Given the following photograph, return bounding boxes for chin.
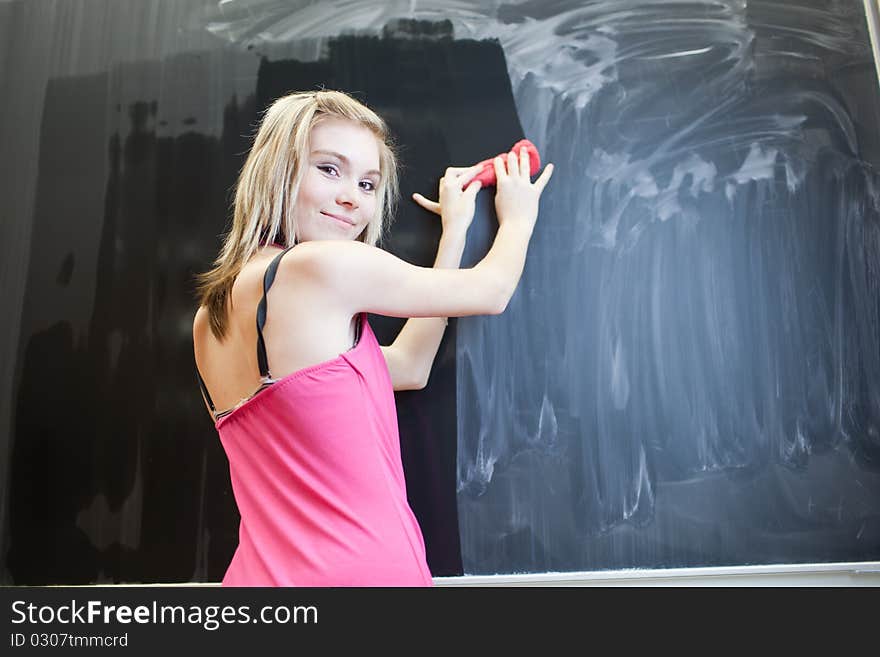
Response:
[298,233,354,243]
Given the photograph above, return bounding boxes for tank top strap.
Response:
[256,246,296,379]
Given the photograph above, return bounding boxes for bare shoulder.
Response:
[273,240,470,319]
[276,240,375,279]
[192,304,223,358]
[192,305,210,339]
[192,305,214,372]
[272,240,382,306]
[278,239,405,291]
[227,251,287,327]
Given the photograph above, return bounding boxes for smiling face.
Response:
[294,116,382,243]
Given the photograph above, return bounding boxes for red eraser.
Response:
[467,139,541,189]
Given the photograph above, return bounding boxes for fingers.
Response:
[411,192,441,215]
[463,179,482,198]
[458,163,484,187]
[445,165,478,176]
[443,164,483,193]
[534,163,554,192]
[500,146,532,180]
[445,164,484,184]
[507,149,519,177]
[493,155,507,182]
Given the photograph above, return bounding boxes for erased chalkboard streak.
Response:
[455,0,880,573]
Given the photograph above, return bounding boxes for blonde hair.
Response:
[196,89,399,339]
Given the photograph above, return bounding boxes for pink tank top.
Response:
[200,248,433,587]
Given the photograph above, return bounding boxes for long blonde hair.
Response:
[196,89,399,339]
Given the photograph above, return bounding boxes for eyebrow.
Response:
[312,150,381,178]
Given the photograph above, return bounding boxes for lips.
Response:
[321,211,356,226]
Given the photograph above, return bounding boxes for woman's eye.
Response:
[360,180,376,192]
[318,165,338,176]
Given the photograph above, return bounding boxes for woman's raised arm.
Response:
[287,148,554,320]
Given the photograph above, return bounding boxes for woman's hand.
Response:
[494,147,554,234]
[412,164,483,236]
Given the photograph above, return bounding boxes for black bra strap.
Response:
[196,369,215,412]
[256,246,296,378]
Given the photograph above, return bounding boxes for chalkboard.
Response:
[1,0,878,584]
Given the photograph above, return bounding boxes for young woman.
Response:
[193,89,553,586]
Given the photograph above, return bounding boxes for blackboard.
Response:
[1,0,878,584]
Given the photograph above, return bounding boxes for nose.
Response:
[335,180,359,209]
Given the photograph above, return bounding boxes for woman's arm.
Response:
[379,228,467,390]
[380,164,478,390]
[281,150,553,386]
[297,150,552,316]
[382,151,554,389]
